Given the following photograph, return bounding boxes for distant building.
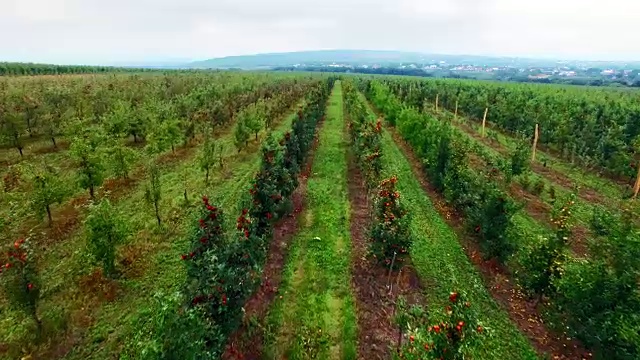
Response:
[559,71,576,77]
[528,74,551,79]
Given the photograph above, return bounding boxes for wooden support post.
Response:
[454,100,458,121]
[481,107,488,137]
[435,94,439,113]
[633,161,640,199]
[531,123,539,162]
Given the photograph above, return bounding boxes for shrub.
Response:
[249,137,289,235]
[518,174,532,191]
[589,205,616,236]
[199,136,217,183]
[467,185,518,262]
[370,176,411,269]
[86,199,128,277]
[547,185,556,201]
[515,193,575,299]
[554,208,640,359]
[106,139,137,179]
[3,166,21,192]
[510,135,531,177]
[0,239,42,334]
[531,179,546,196]
[30,167,66,226]
[233,110,251,152]
[395,292,483,360]
[70,131,105,199]
[344,81,383,187]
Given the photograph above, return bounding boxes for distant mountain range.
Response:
[184,50,640,70]
[187,50,430,69]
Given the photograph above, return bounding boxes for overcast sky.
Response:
[1,0,638,64]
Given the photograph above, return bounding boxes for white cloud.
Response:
[0,0,638,64]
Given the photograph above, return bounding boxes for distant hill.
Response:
[187,50,617,70]
[187,50,425,69]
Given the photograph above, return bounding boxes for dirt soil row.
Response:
[346,147,424,360]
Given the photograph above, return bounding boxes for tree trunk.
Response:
[133,133,138,143]
[171,144,175,154]
[155,202,161,226]
[34,315,43,340]
[89,185,95,199]
[17,146,23,157]
[255,132,258,141]
[184,189,188,202]
[46,205,52,227]
[51,136,57,149]
[205,168,209,183]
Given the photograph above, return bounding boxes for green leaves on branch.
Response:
[86,199,128,277]
[70,128,106,199]
[30,166,66,226]
[0,239,42,334]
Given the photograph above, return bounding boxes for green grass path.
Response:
[264,81,357,360]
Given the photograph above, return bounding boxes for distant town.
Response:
[282,60,640,87]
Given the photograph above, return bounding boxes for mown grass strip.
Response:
[264,81,357,360]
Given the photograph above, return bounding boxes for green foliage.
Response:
[344,80,383,186]
[589,205,617,236]
[144,162,163,226]
[0,95,27,156]
[42,86,73,148]
[105,137,137,179]
[102,99,132,137]
[395,292,484,360]
[466,186,518,262]
[381,76,640,179]
[145,102,183,154]
[70,129,106,198]
[510,134,531,177]
[370,176,411,268]
[555,208,640,359]
[30,166,66,226]
[121,292,215,360]
[372,83,517,263]
[245,102,265,139]
[531,178,546,196]
[233,115,250,152]
[198,136,217,183]
[86,199,128,277]
[0,239,41,332]
[515,193,575,298]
